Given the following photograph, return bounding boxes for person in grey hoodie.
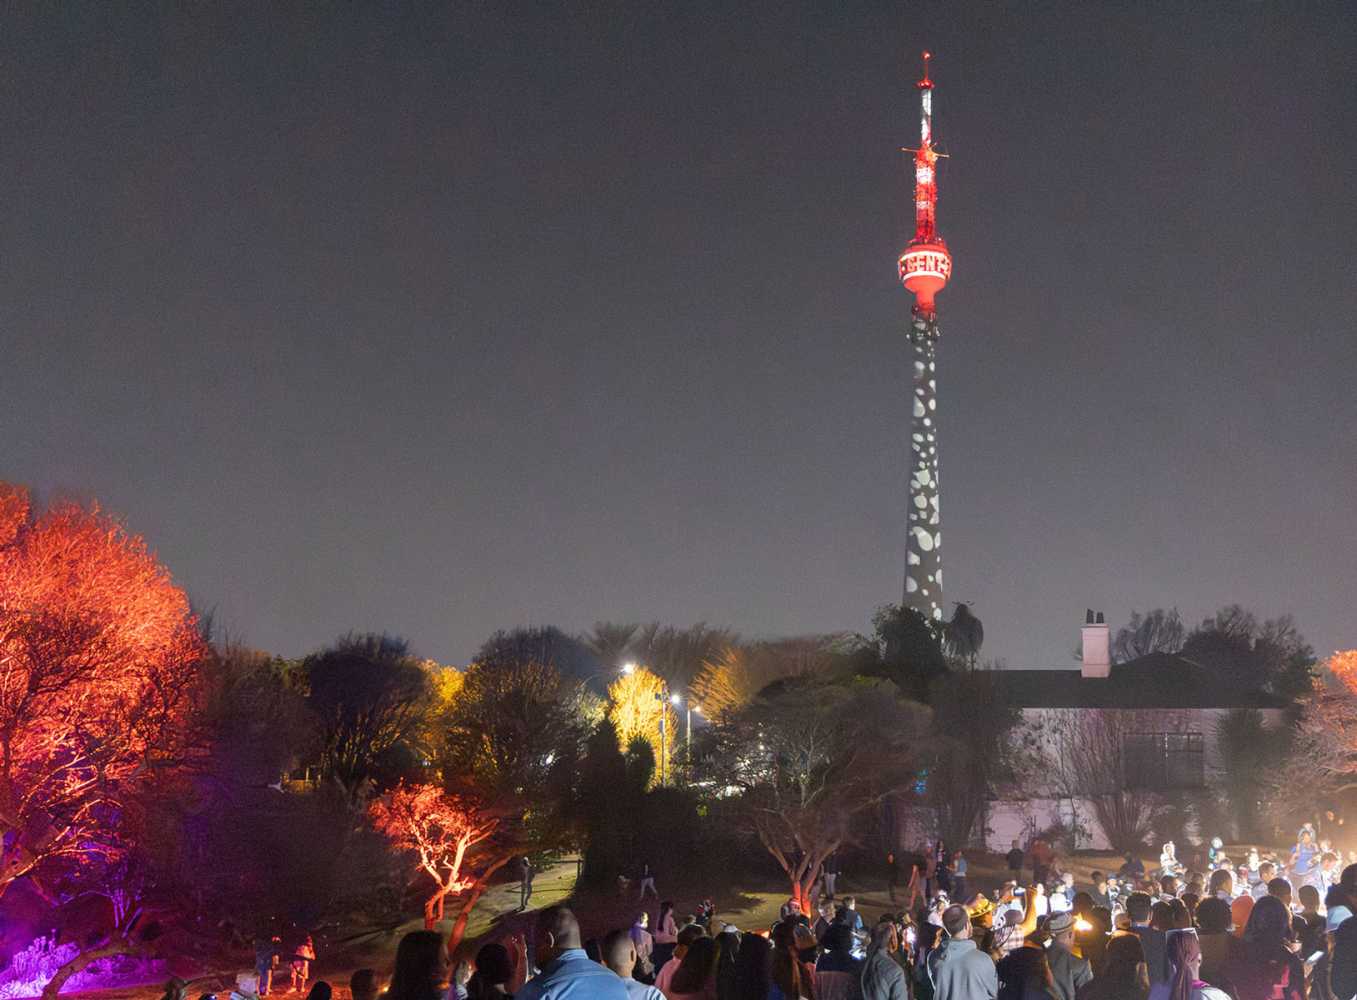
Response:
[861,922,908,1000]
[931,905,998,1000]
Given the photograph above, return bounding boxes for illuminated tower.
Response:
[898,51,952,621]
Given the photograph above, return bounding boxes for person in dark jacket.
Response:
[818,924,864,974]
[862,922,908,1000]
[1330,909,1357,1000]
[1043,914,1092,1000]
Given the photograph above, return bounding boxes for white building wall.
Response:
[984,706,1287,853]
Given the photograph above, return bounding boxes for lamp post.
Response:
[650,682,702,786]
[668,693,701,780]
[655,690,667,785]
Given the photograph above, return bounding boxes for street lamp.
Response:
[581,662,635,692]
[668,693,702,780]
[687,703,701,748]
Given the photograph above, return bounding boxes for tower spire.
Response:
[898,51,953,622]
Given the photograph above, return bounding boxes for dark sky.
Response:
[4,3,1355,669]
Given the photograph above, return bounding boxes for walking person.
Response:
[952,852,969,905]
[924,843,939,900]
[638,861,658,901]
[887,853,900,903]
[518,856,535,911]
[1006,842,1025,883]
[825,852,840,899]
[290,935,317,995]
[935,841,952,896]
[254,936,281,998]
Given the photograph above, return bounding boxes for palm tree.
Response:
[582,621,639,668]
[944,603,985,667]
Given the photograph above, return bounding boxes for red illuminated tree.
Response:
[0,483,203,901]
[370,782,498,934]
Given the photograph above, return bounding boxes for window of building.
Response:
[1123,732,1204,790]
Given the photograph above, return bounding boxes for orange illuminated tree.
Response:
[1331,650,1357,695]
[1271,650,1357,825]
[370,782,498,933]
[0,483,203,901]
[607,666,676,784]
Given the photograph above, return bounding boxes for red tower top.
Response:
[899,51,952,316]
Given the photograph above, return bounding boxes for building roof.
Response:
[992,652,1291,710]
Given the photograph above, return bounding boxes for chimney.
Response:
[1081,610,1110,678]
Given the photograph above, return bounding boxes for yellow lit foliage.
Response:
[423,659,466,708]
[1330,649,1357,696]
[607,665,677,782]
[419,659,464,759]
[691,638,836,722]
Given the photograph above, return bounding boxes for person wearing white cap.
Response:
[1045,912,1092,1000]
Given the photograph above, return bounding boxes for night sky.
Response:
[4,4,1354,669]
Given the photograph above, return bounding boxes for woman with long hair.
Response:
[1226,897,1304,1000]
[1078,933,1148,1000]
[668,935,719,1000]
[387,932,450,1000]
[713,929,741,1000]
[655,902,681,971]
[769,920,816,1000]
[464,942,515,999]
[730,932,771,1000]
[1154,929,1230,1000]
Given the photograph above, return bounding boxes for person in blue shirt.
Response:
[1292,827,1318,879]
[516,908,629,1000]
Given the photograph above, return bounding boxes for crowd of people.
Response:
[204,826,1357,1000]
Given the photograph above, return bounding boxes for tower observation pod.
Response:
[899,51,951,622]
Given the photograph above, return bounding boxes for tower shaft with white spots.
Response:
[897,51,952,621]
[906,313,941,618]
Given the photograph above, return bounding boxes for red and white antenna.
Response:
[899,50,952,316]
